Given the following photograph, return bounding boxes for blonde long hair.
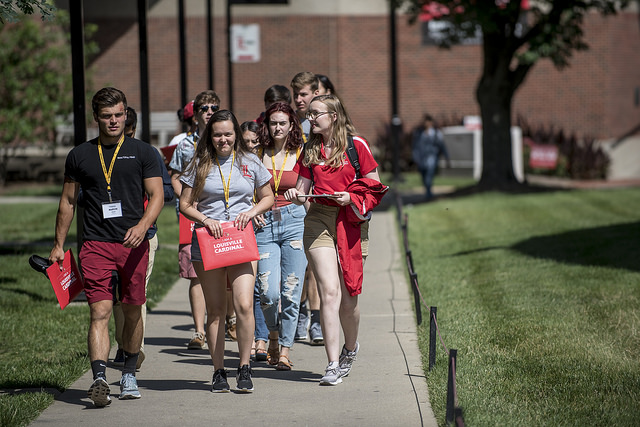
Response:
[303,94,358,168]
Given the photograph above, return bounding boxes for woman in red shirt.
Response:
[284,94,381,385]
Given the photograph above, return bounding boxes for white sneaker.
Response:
[320,362,342,385]
[338,342,359,377]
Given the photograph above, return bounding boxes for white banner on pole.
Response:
[231,24,260,63]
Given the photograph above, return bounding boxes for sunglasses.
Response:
[200,104,219,113]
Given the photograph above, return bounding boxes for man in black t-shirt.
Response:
[49,87,163,407]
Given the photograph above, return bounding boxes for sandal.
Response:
[276,355,293,371]
[255,340,268,362]
[267,339,279,366]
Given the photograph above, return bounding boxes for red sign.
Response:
[529,144,558,169]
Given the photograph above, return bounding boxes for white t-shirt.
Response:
[169,132,187,147]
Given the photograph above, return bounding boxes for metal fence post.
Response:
[446,349,457,425]
[429,306,437,370]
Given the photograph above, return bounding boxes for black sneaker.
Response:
[236,364,254,393]
[112,348,125,367]
[211,369,230,393]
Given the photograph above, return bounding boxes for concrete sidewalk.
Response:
[31,211,437,426]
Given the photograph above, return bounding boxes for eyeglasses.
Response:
[305,111,331,120]
[199,104,219,113]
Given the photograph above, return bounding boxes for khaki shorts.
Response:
[303,203,369,256]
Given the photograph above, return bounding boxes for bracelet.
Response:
[202,217,209,225]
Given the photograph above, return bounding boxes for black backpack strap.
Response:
[346,136,361,179]
[302,142,313,184]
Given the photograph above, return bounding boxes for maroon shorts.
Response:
[178,243,197,279]
[79,240,149,305]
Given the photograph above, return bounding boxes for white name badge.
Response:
[102,201,123,219]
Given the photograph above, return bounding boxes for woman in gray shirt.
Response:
[180,110,274,393]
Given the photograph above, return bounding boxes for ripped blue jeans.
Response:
[255,203,308,348]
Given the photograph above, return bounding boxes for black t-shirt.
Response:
[65,136,162,243]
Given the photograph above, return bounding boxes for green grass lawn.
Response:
[0,203,179,427]
[380,170,476,192]
[2,183,639,426]
[403,188,640,426]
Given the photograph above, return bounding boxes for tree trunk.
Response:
[476,34,522,191]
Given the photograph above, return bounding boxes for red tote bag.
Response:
[195,221,259,271]
[47,249,84,310]
[179,213,196,245]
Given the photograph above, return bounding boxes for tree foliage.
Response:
[0,0,56,24]
[0,11,98,148]
[396,0,630,188]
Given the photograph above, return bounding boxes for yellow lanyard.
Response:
[98,133,125,202]
[216,151,236,216]
[190,131,198,149]
[270,149,290,199]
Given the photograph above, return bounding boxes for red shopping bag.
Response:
[179,213,196,245]
[196,222,259,271]
[47,249,84,310]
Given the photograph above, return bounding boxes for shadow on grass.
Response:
[0,244,53,256]
[376,182,567,211]
[0,276,18,285]
[511,221,640,273]
[444,221,640,273]
[0,287,50,302]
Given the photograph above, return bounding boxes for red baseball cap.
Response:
[183,101,194,121]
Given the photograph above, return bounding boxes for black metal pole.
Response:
[389,1,402,183]
[411,273,422,325]
[446,349,458,425]
[429,306,437,370]
[69,1,86,147]
[207,0,214,90]
[69,0,86,256]
[226,0,233,111]
[178,0,188,107]
[137,0,150,143]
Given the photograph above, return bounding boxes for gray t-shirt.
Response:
[181,152,271,221]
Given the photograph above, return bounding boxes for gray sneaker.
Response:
[309,321,324,345]
[309,310,323,345]
[87,377,111,407]
[319,362,342,386]
[119,373,141,399]
[338,342,359,377]
[295,305,310,341]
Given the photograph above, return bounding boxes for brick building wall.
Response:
[87,10,640,163]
